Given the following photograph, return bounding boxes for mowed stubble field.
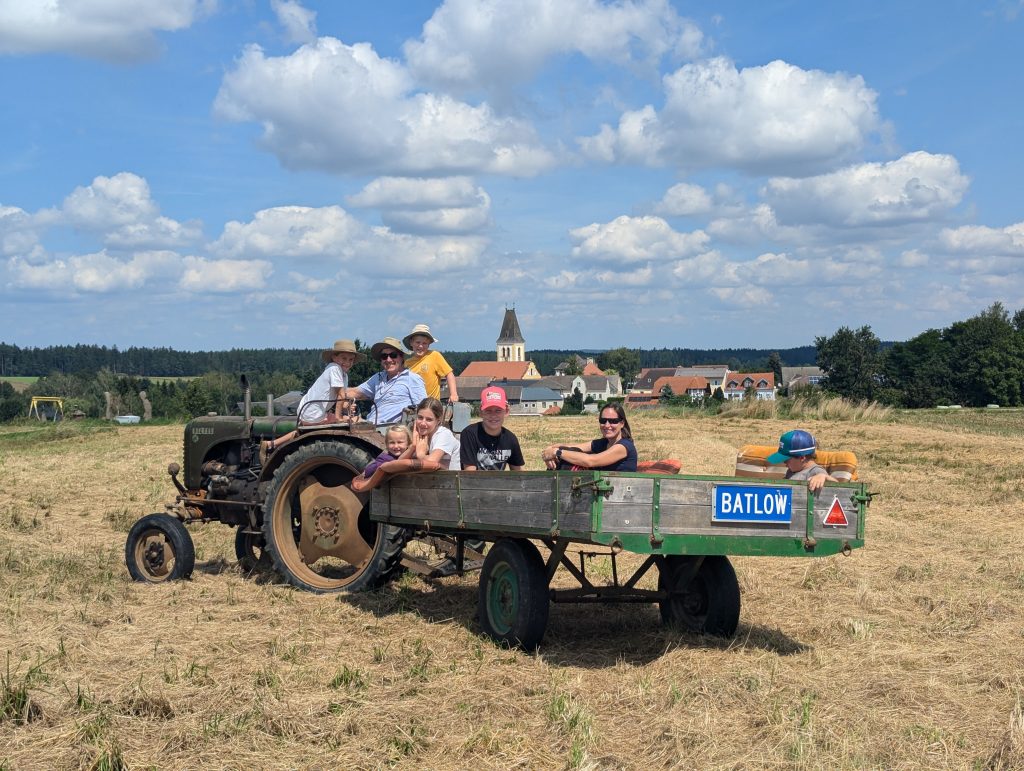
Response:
[1,412,1023,769]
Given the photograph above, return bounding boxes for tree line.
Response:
[815,302,1024,408]
[0,342,816,380]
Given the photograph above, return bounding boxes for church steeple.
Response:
[496,307,525,362]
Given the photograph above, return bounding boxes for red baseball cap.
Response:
[480,386,508,411]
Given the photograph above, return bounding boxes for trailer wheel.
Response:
[125,513,195,583]
[262,440,408,594]
[478,539,549,650]
[659,555,740,637]
[234,528,269,572]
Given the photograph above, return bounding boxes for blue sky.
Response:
[2,0,1023,353]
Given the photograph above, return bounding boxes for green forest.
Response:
[1,302,1021,421]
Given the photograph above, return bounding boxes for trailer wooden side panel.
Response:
[372,470,867,557]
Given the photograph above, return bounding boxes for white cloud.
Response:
[0,205,40,257]
[764,152,969,227]
[404,0,703,93]
[55,172,202,248]
[898,249,929,268]
[214,38,554,176]
[671,249,739,285]
[271,0,316,44]
[654,182,713,216]
[570,215,709,263]
[7,248,181,293]
[210,204,487,274]
[347,176,491,234]
[180,256,273,292]
[0,0,213,62]
[595,266,653,285]
[708,285,773,305]
[937,222,1024,255]
[212,206,363,260]
[287,271,333,293]
[347,176,481,210]
[579,57,880,174]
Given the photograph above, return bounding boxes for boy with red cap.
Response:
[767,429,837,493]
[459,386,525,471]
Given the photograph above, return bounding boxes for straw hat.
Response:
[402,324,437,350]
[369,337,408,360]
[321,339,365,363]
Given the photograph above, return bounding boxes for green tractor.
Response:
[125,379,412,593]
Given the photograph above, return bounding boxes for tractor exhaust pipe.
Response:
[240,374,251,421]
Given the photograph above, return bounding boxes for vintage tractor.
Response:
[124,380,423,593]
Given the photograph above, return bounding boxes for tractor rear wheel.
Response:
[125,513,195,583]
[262,440,407,594]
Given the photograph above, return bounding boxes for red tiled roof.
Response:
[582,362,604,376]
[724,372,775,390]
[460,361,535,379]
[651,375,709,395]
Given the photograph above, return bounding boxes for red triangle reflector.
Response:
[823,496,849,527]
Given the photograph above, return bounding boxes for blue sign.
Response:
[712,485,793,524]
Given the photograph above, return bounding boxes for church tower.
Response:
[496,307,525,362]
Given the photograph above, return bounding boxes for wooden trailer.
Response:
[372,469,869,649]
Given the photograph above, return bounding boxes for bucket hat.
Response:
[321,339,366,363]
[369,337,408,361]
[402,324,437,350]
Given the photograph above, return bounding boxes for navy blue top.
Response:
[588,437,638,471]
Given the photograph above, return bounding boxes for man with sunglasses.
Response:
[342,337,427,424]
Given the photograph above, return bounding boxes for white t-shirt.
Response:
[428,426,461,470]
[297,363,348,423]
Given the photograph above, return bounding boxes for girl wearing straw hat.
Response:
[261,339,364,461]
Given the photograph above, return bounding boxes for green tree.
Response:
[882,329,953,408]
[563,356,584,376]
[766,351,783,386]
[598,347,641,387]
[815,326,883,401]
[562,387,584,414]
[943,302,1024,407]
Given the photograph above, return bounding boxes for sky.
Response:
[1,0,1023,353]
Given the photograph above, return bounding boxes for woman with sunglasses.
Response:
[541,402,637,472]
[342,336,427,424]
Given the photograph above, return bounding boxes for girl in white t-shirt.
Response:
[410,397,460,470]
[346,397,458,492]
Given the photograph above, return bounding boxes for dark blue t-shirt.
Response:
[588,437,638,471]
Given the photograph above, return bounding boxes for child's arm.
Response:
[445,371,459,402]
[807,471,838,493]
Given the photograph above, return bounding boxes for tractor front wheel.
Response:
[125,513,196,583]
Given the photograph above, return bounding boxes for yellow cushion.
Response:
[736,445,858,481]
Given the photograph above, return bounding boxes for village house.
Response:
[723,372,776,401]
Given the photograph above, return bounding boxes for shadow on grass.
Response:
[339,577,808,668]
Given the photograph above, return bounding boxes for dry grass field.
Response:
[1,411,1023,770]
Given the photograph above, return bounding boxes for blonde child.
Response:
[261,339,363,460]
[363,425,411,478]
[403,324,459,402]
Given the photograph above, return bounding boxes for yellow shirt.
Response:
[405,349,453,400]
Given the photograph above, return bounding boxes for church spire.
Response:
[496,307,525,362]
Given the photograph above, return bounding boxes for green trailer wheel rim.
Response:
[486,561,519,635]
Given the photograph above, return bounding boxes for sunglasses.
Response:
[379,351,401,361]
[598,417,623,425]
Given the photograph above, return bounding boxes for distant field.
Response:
[144,375,195,383]
[1,412,1022,767]
[0,376,37,392]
